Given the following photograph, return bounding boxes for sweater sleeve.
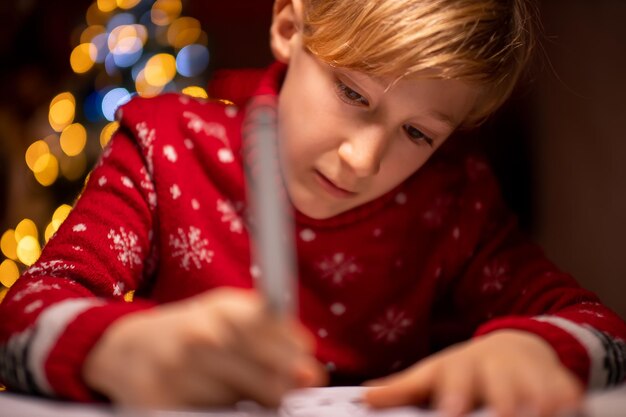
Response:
[0,115,159,401]
[430,152,626,390]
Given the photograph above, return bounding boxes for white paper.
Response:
[2,385,625,417]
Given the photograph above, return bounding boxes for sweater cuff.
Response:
[474,316,594,387]
[41,298,155,401]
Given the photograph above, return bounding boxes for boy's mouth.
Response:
[313,170,357,198]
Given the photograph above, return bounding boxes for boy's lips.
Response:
[313,170,357,198]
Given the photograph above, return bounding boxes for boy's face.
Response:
[276,25,480,220]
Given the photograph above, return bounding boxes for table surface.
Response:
[1,385,625,417]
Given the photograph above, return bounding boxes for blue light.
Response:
[113,44,143,68]
[105,53,119,76]
[107,13,136,32]
[92,33,109,63]
[84,90,105,122]
[102,88,132,121]
[176,44,210,78]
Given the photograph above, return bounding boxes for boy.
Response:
[1,1,625,416]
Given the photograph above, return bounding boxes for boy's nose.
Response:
[337,126,388,178]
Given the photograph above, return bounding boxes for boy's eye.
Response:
[335,81,369,106]
[403,124,434,147]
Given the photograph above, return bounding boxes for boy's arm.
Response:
[0,119,158,401]
[430,153,626,390]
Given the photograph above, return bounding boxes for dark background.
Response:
[0,0,624,317]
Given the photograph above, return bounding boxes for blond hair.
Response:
[301,0,537,125]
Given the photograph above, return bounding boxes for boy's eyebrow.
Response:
[423,110,458,130]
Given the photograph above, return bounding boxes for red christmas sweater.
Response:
[1,63,625,401]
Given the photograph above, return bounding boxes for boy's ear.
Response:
[270,0,303,63]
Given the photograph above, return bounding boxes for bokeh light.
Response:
[151,0,182,26]
[181,86,208,99]
[102,88,132,121]
[0,260,20,289]
[167,17,201,49]
[176,44,209,77]
[60,123,88,156]
[100,121,120,147]
[25,140,51,172]
[15,219,38,242]
[60,153,88,181]
[16,236,41,267]
[118,0,142,10]
[1,230,17,261]
[33,154,60,186]
[70,43,98,74]
[97,0,117,13]
[135,69,164,97]
[144,53,176,87]
[49,93,76,132]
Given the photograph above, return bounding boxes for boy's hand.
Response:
[364,330,583,417]
[83,287,327,409]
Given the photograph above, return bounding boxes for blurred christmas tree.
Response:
[0,0,212,302]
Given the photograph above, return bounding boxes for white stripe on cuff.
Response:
[28,298,104,395]
[534,315,607,389]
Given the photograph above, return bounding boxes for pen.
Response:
[243,95,297,316]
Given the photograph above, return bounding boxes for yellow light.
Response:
[45,222,56,243]
[70,43,98,74]
[1,230,17,261]
[124,290,135,302]
[108,25,147,55]
[181,86,208,99]
[25,140,51,171]
[33,154,59,186]
[144,53,176,87]
[49,93,76,132]
[117,0,141,10]
[135,69,165,98]
[60,153,88,181]
[0,259,20,288]
[100,121,120,148]
[15,219,38,242]
[167,17,201,49]
[0,287,8,304]
[97,0,117,12]
[151,0,182,26]
[80,25,106,44]
[16,236,41,267]
[60,123,88,156]
[86,3,111,26]
[53,205,73,223]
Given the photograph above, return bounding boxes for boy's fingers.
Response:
[518,366,583,417]
[433,360,475,417]
[364,360,437,408]
[481,362,519,417]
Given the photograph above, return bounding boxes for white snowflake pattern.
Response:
[98,176,108,187]
[139,167,157,211]
[169,226,214,271]
[107,227,142,268]
[24,260,75,279]
[163,145,178,162]
[318,253,361,286]
[578,309,606,318]
[422,194,454,228]
[299,228,316,242]
[225,106,238,118]
[12,279,62,302]
[24,300,43,314]
[170,184,181,200]
[184,139,194,150]
[481,259,510,294]
[183,111,234,163]
[217,199,244,233]
[121,176,134,188]
[72,246,83,252]
[371,307,413,344]
[72,223,87,232]
[191,199,200,210]
[136,121,156,174]
[113,281,125,297]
